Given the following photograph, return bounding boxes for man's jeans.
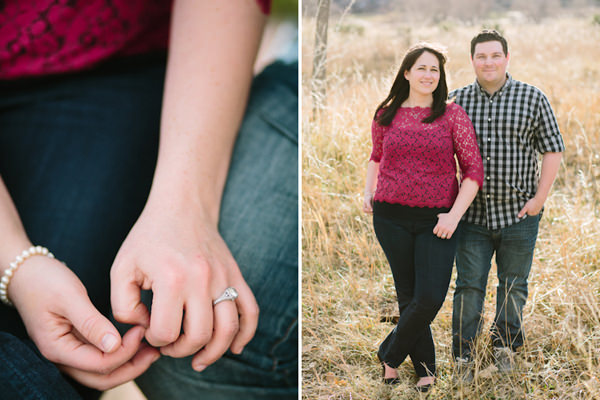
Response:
[452,215,540,359]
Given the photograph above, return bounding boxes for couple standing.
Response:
[362,30,564,392]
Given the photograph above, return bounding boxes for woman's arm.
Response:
[433,105,484,238]
[110,0,266,369]
[363,161,379,213]
[433,177,479,239]
[0,176,159,390]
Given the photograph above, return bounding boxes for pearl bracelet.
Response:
[0,246,54,307]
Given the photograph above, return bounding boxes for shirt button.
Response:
[486,194,490,198]
[487,138,491,141]
[490,99,493,103]
[486,156,491,161]
[486,176,491,180]
[488,118,492,122]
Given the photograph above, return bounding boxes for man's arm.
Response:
[518,152,562,218]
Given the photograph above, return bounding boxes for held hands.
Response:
[433,212,461,239]
[518,196,544,218]
[110,199,259,371]
[9,256,160,390]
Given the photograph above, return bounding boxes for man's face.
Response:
[471,41,509,88]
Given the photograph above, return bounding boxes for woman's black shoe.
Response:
[415,383,432,392]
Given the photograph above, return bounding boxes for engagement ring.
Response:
[213,287,238,305]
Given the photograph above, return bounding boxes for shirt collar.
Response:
[472,73,513,98]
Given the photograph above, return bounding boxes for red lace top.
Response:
[0,0,271,80]
[370,103,484,208]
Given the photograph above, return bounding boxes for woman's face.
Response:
[404,51,440,97]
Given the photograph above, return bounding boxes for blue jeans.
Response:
[134,61,298,400]
[452,215,540,358]
[373,203,457,377]
[0,58,297,399]
[0,333,82,400]
[0,55,166,399]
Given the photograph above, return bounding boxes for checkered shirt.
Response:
[450,74,565,230]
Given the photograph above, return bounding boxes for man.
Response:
[450,29,564,379]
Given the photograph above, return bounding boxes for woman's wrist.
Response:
[0,236,33,274]
[145,184,221,229]
[1,245,56,306]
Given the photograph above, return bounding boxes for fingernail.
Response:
[193,364,207,372]
[232,346,244,355]
[101,333,118,352]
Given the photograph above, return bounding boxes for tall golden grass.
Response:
[302,12,600,400]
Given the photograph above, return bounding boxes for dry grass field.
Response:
[302,10,600,400]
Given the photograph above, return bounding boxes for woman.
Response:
[363,43,483,392]
[0,1,298,399]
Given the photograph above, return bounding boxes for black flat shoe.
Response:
[415,383,433,392]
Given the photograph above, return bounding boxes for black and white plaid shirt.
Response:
[450,74,565,230]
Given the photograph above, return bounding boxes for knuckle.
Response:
[78,315,101,339]
[192,330,212,346]
[192,259,212,279]
[152,328,180,345]
[112,308,131,323]
[222,320,240,337]
[162,268,186,290]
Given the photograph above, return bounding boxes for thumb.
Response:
[66,295,122,353]
[518,206,527,218]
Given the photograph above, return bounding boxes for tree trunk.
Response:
[312,0,330,118]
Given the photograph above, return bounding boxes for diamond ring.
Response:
[213,287,238,306]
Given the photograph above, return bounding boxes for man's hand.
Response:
[518,197,544,218]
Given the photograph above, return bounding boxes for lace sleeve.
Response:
[370,116,385,163]
[451,105,484,187]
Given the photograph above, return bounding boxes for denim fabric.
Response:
[372,203,457,378]
[134,61,298,400]
[0,58,298,399]
[0,333,82,400]
[452,215,540,358]
[0,57,165,399]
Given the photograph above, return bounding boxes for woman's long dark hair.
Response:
[374,43,448,125]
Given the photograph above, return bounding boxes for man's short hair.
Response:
[470,29,508,57]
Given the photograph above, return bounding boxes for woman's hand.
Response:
[110,199,259,371]
[363,192,374,213]
[9,256,160,390]
[433,212,461,239]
